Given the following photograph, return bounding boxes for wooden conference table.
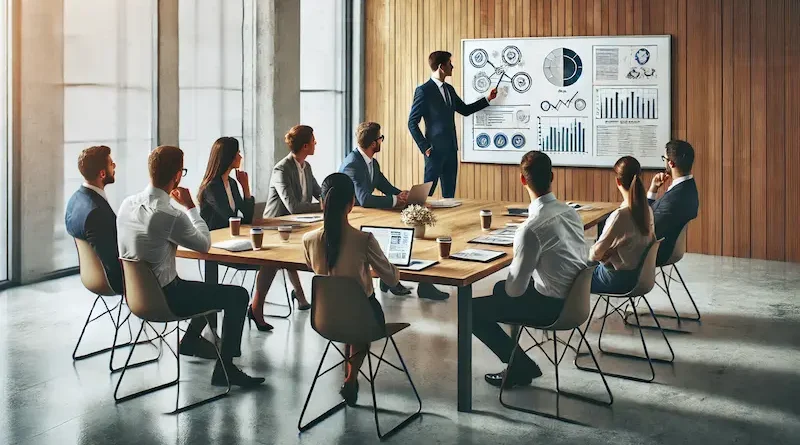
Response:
[177,199,617,412]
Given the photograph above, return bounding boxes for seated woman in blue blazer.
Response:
[197,136,286,332]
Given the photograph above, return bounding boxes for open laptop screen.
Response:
[360,226,415,267]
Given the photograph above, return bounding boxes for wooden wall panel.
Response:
[363,0,798,262]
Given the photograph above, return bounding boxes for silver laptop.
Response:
[406,182,433,206]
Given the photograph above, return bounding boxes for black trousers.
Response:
[162,277,249,359]
[472,280,565,373]
[424,149,458,198]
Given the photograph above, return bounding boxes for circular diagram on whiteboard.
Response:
[574,98,586,111]
[469,49,489,68]
[634,48,650,65]
[494,133,508,148]
[543,48,583,87]
[472,73,491,93]
[511,134,526,149]
[502,46,522,66]
[511,72,532,93]
[476,133,491,148]
[516,109,530,123]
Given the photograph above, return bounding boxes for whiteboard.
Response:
[461,36,671,169]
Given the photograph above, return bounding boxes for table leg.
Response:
[457,284,473,412]
[204,260,219,332]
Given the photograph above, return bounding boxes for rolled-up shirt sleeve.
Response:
[169,207,212,253]
[505,226,540,297]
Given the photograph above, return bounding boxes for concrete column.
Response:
[251,0,301,195]
[158,0,179,146]
[18,0,64,281]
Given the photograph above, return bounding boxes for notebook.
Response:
[449,248,506,263]
[212,239,253,252]
[428,199,463,209]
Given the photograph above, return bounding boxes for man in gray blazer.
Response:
[264,125,322,218]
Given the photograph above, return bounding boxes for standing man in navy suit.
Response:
[65,145,123,293]
[647,140,699,265]
[408,50,497,198]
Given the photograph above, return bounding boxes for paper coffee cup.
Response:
[229,217,242,236]
[436,236,452,258]
[278,225,292,242]
[480,210,492,231]
[250,227,264,250]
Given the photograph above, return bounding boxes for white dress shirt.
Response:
[431,75,451,106]
[647,174,693,201]
[117,185,212,287]
[506,193,589,299]
[356,147,396,207]
[294,156,308,201]
[82,183,107,202]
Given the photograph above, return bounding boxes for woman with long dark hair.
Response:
[197,136,280,332]
[589,156,655,294]
[302,173,400,406]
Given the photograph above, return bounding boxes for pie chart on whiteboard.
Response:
[543,48,583,87]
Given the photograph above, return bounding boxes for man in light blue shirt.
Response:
[472,151,588,388]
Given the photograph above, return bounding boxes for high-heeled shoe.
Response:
[246,305,274,332]
[292,290,311,311]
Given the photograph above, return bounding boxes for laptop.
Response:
[360,225,436,271]
[405,182,434,206]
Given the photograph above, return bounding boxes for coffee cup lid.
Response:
[250,227,263,233]
[229,216,241,221]
[437,236,452,242]
[278,225,293,231]
[480,209,492,215]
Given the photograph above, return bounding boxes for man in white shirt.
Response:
[473,151,588,388]
[117,145,264,388]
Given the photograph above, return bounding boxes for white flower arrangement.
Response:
[400,204,437,227]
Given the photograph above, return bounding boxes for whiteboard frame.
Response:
[460,35,671,169]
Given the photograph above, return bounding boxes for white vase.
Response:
[411,224,426,239]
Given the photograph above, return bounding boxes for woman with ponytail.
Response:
[589,156,655,294]
[302,173,400,406]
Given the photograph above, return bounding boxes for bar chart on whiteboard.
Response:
[596,88,658,120]
[537,117,588,153]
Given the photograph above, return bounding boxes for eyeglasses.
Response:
[181,168,188,177]
[375,135,385,143]
[660,155,669,162]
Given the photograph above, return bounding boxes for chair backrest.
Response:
[664,224,689,265]
[311,275,386,344]
[74,238,116,296]
[120,258,178,322]
[627,239,663,296]
[548,265,597,330]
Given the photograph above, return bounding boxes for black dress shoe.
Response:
[380,281,412,296]
[417,283,449,300]
[212,361,265,388]
[339,380,359,406]
[178,335,218,359]
[484,366,542,389]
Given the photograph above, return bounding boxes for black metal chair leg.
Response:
[264,269,292,319]
[109,312,162,373]
[674,265,701,320]
[624,265,700,329]
[298,342,347,432]
[366,339,422,440]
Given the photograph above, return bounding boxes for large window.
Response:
[178,0,244,194]
[48,0,157,272]
[300,0,349,180]
[0,0,6,282]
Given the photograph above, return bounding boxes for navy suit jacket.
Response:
[649,178,699,265]
[408,79,490,154]
[65,187,122,293]
[339,150,401,209]
[199,177,256,230]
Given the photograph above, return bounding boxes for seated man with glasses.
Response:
[647,140,699,265]
[339,121,409,210]
[117,145,264,388]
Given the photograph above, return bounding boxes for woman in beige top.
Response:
[589,156,655,294]
[302,172,400,406]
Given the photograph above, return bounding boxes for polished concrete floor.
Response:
[1,253,799,444]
